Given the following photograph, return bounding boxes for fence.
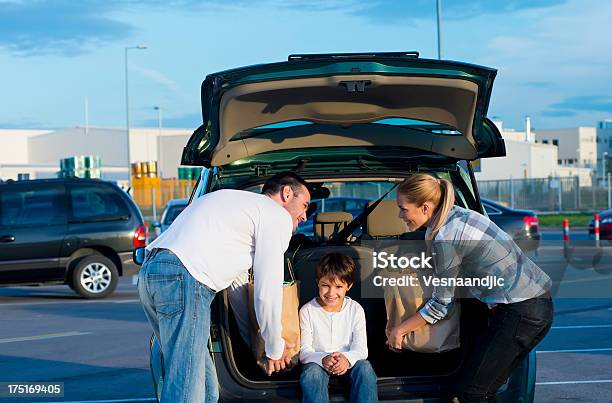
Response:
[132,177,197,221]
[477,176,612,212]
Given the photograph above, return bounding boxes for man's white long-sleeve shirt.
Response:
[299,297,368,368]
[146,189,293,359]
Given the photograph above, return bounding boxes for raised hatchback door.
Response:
[181,53,505,167]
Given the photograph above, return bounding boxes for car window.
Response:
[0,185,66,227]
[483,202,502,215]
[322,199,343,212]
[163,205,187,225]
[344,199,368,212]
[70,185,129,221]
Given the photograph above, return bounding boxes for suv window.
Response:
[69,184,129,221]
[0,185,67,227]
[163,205,187,225]
[483,202,502,215]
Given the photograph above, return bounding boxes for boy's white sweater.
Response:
[299,297,368,367]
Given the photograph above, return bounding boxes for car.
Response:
[297,196,370,236]
[0,178,146,298]
[588,209,612,241]
[138,52,542,402]
[150,198,188,240]
[481,198,541,251]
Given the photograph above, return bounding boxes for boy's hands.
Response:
[322,354,337,371]
[323,352,351,376]
[266,341,295,376]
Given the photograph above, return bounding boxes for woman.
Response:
[386,173,552,403]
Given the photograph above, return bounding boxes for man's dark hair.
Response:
[316,253,356,286]
[262,171,310,196]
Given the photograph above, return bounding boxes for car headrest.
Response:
[314,211,353,240]
[365,199,407,238]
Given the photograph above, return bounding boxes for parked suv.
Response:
[0,178,145,298]
[139,52,540,402]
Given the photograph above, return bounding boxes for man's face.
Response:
[396,194,430,232]
[281,184,311,232]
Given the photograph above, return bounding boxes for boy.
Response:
[299,253,378,403]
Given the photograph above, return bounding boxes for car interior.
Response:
[215,176,491,389]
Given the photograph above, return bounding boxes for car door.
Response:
[0,183,68,283]
[63,183,133,259]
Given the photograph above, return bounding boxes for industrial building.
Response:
[0,127,192,184]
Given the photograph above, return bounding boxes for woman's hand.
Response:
[386,326,405,350]
[386,314,428,351]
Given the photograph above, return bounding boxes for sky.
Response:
[1,0,611,132]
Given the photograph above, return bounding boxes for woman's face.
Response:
[397,194,433,232]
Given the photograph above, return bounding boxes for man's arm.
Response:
[252,208,293,360]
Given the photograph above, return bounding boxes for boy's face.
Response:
[317,275,352,311]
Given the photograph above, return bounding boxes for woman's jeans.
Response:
[300,360,379,403]
[138,248,218,403]
[458,293,553,403]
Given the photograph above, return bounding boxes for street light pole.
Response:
[436,0,442,60]
[154,106,162,137]
[124,45,147,191]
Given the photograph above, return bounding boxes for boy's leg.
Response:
[300,363,330,403]
[138,249,218,403]
[349,360,378,403]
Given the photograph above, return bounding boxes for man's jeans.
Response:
[458,293,553,403]
[138,248,218,403]
[300,360,378,403]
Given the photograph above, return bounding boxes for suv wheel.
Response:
[71,255,119,299]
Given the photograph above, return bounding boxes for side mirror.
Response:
[133,247,146,266]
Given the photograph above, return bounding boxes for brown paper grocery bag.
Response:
[247,261,301,372]
[384,272,460,353]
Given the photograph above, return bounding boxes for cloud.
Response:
[0,0,570,57]
[320,0,569,22]
[522,81,554,89]
[130,64,180,93]
[541,110,576,117]
[136,112,201,129]
[549,96,612,113]
[0,0,133,56]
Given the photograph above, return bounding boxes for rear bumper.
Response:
[118,251,140,276]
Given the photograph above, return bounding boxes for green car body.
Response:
[148,53,537,402]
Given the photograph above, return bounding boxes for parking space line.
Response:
[39,399,155,403]
[536,379,612,385]
[0,331,92,344]
[551,324,612,329]
[0,299,139,307]
[537,347,612,354]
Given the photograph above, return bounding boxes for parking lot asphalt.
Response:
[0,235,611,402]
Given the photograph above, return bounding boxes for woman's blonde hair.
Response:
[397,173,455,240]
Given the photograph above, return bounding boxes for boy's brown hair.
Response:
[315,253,356,286]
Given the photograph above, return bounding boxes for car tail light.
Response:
[523,216,539,232]
[134,225,148,248]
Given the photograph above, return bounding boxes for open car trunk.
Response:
[215,235,491,399]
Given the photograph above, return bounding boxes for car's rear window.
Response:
[231,117,462,141]
[163,205,187,225]
[69,184,129,222]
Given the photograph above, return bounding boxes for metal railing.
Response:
[477,175,612,212]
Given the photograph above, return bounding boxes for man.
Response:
[138,172,311,403]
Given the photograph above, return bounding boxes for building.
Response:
[596,120,612,177]
[0,127,192,183]
[536,127,597,170]
[474,118,593,185]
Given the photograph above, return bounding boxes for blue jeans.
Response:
[300,360,378,403]
[138,248,219,403]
